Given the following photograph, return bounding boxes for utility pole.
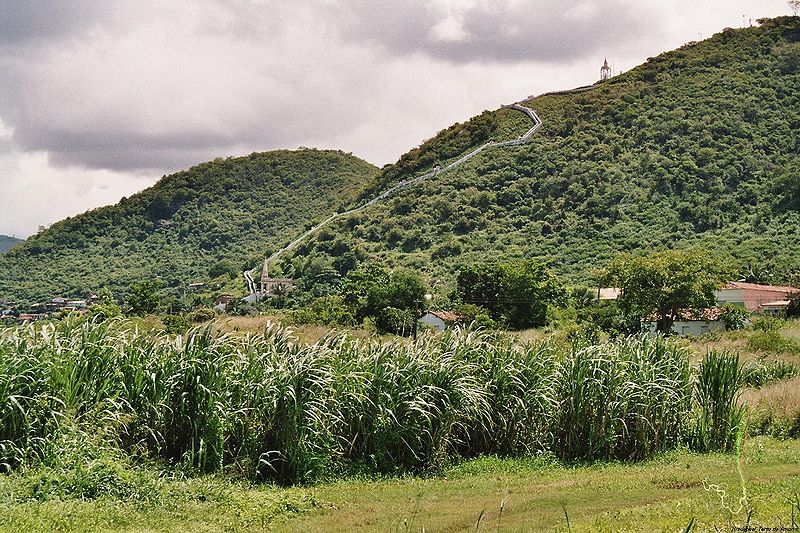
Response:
[412,297,423,342]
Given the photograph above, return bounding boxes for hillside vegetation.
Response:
[279,17,800,295]
[1,18,799,303]
[0,235,21,254]
[0,150,378,302]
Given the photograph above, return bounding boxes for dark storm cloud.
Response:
[41,128,239,171]
[0,0,115,45]
[329,0,655,64]
[0,0,656,178]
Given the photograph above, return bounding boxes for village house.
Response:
[598,281,799,336]
[715,281,799,313]
[418,311,462,332]
[645,307,726,337]
[213,294,232,312]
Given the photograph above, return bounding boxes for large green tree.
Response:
[456,261,563,329]
[602,250,730,333]
[341,263,426,334]
[125,281,163,316]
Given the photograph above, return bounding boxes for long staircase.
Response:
[244,102,544,298]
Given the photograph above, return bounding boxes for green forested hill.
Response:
[1,17,799,304]
[0,150,378,302]
[274,17,800,295]
[0,236,22,254]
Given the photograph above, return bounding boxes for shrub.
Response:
[746,330,800,354]
[751,315,787,332]
[187,307,216,323]
[161,314,190,334]
[742,359,799,388]
[787,292,800,318]
[720,304,749,331]
[288,296,355,327]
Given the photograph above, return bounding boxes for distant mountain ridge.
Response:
[0,16,799,303]
[0,235,22,254]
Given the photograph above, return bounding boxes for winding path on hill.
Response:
[243,102,543,297]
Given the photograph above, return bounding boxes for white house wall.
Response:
[647,320,725,337]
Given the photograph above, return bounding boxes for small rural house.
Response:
[715,282,799,312]
[418,311,462,332]
[645,307,725,337]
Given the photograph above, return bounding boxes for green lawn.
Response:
[3,437,799,532]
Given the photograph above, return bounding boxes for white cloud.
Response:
[0,144,154,237]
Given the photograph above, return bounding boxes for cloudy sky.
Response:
[0,0,793,237]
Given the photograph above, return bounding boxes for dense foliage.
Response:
[603,250,729,332]
[455,261,563,329]
[284,17,800,294]
[0,150,378,303]
[1,18,799,304]
[0,320,742,485]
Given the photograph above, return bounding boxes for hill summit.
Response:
[0,150,377,302]
[272,16,800,296]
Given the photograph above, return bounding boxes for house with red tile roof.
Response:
[645,307,726,337]
[715,282,800,312]
[418,311,463,332]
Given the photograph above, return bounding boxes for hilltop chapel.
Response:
[600,58,611,81]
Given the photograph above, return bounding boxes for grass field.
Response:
[2,318,799,531]
[1,436,798,532]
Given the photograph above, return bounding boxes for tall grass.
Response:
[690,350,745,452]
[0,319,744,483]
[553,336,691,461]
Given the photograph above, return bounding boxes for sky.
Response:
[0,0,794,237]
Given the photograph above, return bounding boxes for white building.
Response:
[645,308,725,337]
[418,311,462,332]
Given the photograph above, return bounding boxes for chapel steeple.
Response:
[600,58,611,82]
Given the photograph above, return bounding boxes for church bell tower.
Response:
[600,58,611,82]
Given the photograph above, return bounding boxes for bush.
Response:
[787,292,800,318]
[720,304,749,330]
[751,315,787,332]
[187,307,216,323]
[288,296,355,327]
[161,314,190,334]
[742,358,799,388]
[746,330,800,354]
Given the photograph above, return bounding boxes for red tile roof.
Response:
[677,307,724,321]
[646,307,723,322]
[429,311,462,322]
[722,281,799,292]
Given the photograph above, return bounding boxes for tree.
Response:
[719,303,749,330]
[456,261,563,329]
[125,280,162,316]
[790,1,800,16]
[87,288,122,322]
[602,250,730,333]
[787,292,800,318]
[208,259,237,280]
[341,263,426,334]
